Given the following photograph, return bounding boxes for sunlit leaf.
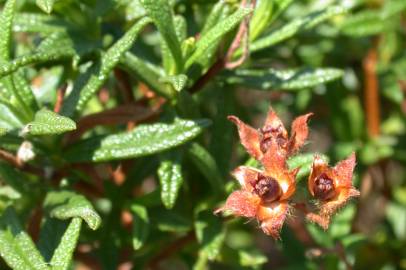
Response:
[44,190,101,230]
[185,7,252,69]
[0,207,48,270]
[49,218,82,270]
[247,5,347,54]
[23,109,76,135]
[141,0,183,73]
[65,119,211,162]
[61,17,151,116]
[225,67,343,90]
[36,0,57,14]
[158,151,183,209]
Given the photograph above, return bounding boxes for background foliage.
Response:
[0,0,405,269]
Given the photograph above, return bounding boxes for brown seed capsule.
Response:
[259,125,288,153]
[313,173,336,201]
[254,175,282,203]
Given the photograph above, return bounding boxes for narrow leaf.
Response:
[160,74,188,92]
[187,143,223,194]
[61,17,151,116]
[185,7,252,69]
[44,190,101,230]
[14,13,73,33]
[0,48,75,79]
[119,52,170,97]
[36,0,56,14]
[141,0,183,73]
[158,152,184,209]
[49,218,82,270]
[340,10,390,37]
[0,207,48,270]
[225,67,343,90]
[131,204,149,250]
[65,118,211,162]
[247,5,347,54]
[195,206,225,260]
[0,0,16,61]
[23,109,76,135]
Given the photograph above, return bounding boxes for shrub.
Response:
[0,0,405,269]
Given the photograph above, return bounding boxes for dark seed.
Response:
[254,175,282,203]
[314,173,336,201]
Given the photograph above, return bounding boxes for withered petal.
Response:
[256,201,289,238]
[306,212,331,230]
[264,108,288,137]
[288,113,313,154]
[215,190,260,218]
[261,142,288,176]
[333,152,356,188]
[228,115,262,160]
[319,187,360,217]
[231,166,262,192]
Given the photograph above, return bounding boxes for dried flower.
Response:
[215,143,299,238]
[306,153,360,229]
[227,108,312,160]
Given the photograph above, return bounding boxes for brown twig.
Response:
[147,232,196,269]
[114,68,136,104]
[363,39,380,138]
[0,149,45,176]
[54,84,67,113]
[65,104,160,143]
[189,58,226,94]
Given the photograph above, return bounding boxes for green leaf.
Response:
[0,0,16,61]
[0,127,7,136]
[160,74,188,92]
[225,67,343,90]
[340,10,390,37]
[141,0,183,73]
[238,249,268,267]
[248,5,347,54]
[0,48,75,79]
[250,0,273,41]
[23,109,76,135]
[14,13,73,33]
[185,7,252,69]
[201,1,226,35]
[49,218,82,270]
[158,151,184,209]
[287,153,329,179]
[36,0,56,14]
[65,118,211,162]
[187,143,223,194]
[44,190,101,230]
[61,17,151,116]
[119,52,170,98]
[131,204,149,250]
[382,0,406,19]
[195,206,225,261]
[0,207,48,270]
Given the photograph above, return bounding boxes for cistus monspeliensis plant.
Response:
[216,108,360,238]
[0,0,405,269]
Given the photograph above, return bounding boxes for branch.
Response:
[363,39,380,138]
